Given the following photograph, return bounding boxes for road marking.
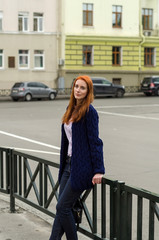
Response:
[0,130,60,150]
[98,111,159,121]
[96,104,159,109]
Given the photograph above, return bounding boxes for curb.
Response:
[0,92,143,102]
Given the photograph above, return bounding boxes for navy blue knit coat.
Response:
[58,104,105,192]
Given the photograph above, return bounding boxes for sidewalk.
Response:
[0,194,89,240]
[0,92,143,102]
[0,195,52,240]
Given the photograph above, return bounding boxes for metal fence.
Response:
[0,147,159,240]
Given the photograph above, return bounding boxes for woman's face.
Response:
[74,79,88,102]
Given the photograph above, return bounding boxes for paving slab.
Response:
[0,195,90,240]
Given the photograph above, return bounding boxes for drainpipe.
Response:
[139,1,145,71]
[139,27,145,71]
[138,0,145,87]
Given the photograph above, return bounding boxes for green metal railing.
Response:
[0,147,159,240]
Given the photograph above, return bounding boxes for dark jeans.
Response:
[49,161,83,240]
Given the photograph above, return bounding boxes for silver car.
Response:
[10,82,57,101]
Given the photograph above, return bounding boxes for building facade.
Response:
[0,0,159,91]
[0,0,60,90]
[59,0,159,90]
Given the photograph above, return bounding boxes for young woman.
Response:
[49,75,105,240]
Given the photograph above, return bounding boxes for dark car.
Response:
[10,82,57,101]
[91,77,125,98]
[140,76,159,96]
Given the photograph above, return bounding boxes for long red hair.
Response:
[62,75,94,123]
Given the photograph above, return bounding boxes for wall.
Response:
[0,0,59,89]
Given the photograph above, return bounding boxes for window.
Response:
[19,50,29,69]
[142,9,153,30]
[102,79,112,85]
[8,57,15,68]
[0,12,3,31]
[34,50,44,69]
[112,47,121,66]
[113,78,121,85]
[18,12,29,32]
[112,5,122,28]
[0,50,3,68]
[33,13,43,32]
[144,48,155,66]
[27,82,37,88]
[83,46,93,65]
[83,3,93,26]
[92,79,102,84]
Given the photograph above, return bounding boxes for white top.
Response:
[64,122,72,157]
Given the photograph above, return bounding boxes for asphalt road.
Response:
[0,95,159,195]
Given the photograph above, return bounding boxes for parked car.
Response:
[10,82,57,101]
[72,77,125,98]
[91,77,125,98]
[140,76,159,96]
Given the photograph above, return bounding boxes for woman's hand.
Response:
[92,173,103,185]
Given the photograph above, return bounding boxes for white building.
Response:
[0,0,60,90]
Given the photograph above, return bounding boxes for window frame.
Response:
[18,12,29,32]
[112,5,122,28]
[18,50,29,69]
[34,50,45,70]
[142,8,153,30]
[83,3,93,26]
[0,49,4,69]
[33,13,44,32]
[144,47,155,67]
[112,46,122,66]
[83,45,93,66]
[0,11,3,31]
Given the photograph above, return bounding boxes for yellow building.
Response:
[59,0,159,91]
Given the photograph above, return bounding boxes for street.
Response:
[0,95,159,194]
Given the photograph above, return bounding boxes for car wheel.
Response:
[49,92,56,100]
[116,89,124,98]
[144,92,152,96]
[25,93,32,101]
[156,88,159,96]
[12,97,18,101]
[93,90,97,98]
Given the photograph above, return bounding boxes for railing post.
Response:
[120,183,126,240]
[0,150,3,189]
[149,201,155,240]
[110,180,118,240]
[137,196,143,240]
[115,181,125,240]
[92,184,97,234]
[101,180,106,238]
[127,192,132,240]
[9,149,15,212]
[6,149,11,194]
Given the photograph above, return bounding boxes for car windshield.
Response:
[13,83,24,88]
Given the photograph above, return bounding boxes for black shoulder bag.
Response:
[72,198,83,227]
